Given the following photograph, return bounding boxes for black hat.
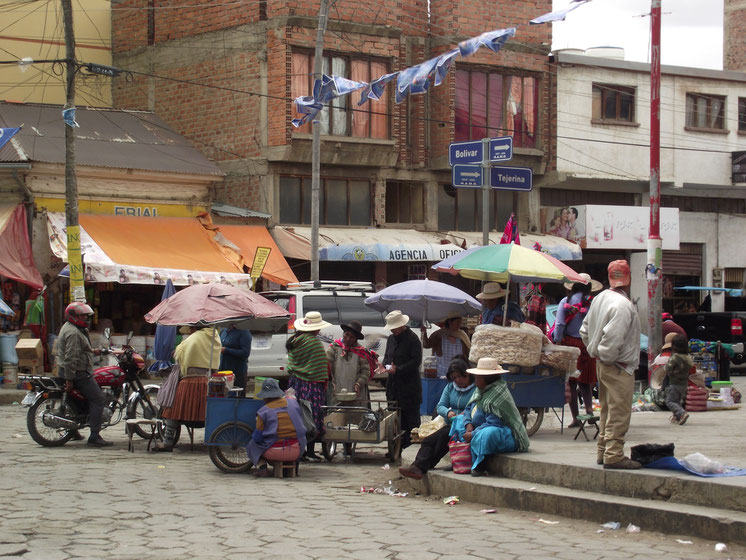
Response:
[341,320,364,340]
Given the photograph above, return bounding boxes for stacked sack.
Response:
[685,386,708,412]
[470,322,544,367]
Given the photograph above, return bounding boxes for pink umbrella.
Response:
[144,283,289,332]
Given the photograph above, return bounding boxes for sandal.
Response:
[254,465,270,478]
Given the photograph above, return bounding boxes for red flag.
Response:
[500,213,520,245]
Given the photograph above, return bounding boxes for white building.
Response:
[535,48,746,322]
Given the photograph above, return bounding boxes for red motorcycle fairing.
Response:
[94,365,126,388]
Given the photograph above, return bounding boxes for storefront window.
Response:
[385,181,424,224]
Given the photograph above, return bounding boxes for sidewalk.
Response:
[400,376,746,545]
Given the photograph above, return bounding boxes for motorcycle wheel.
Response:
[126,385,160,439]
[208,421,253,474]
[27,395,76,447]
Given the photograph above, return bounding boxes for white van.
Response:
[247,281,433,378]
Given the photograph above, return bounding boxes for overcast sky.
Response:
[551,0,724,70]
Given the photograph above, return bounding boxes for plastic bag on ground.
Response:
[680,452,725,475]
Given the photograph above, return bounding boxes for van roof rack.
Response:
[286,280,374,292]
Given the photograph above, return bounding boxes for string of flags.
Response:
[292,0,594,128]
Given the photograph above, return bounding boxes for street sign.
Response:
[448,140,483,165]
[489,137,513,162]
[452,165,483,187]
[490,166,533,191]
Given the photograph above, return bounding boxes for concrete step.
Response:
[488,453,746,514]
[414,470,746,545]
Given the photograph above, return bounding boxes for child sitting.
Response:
[664,334,694,425]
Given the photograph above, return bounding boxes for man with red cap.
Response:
[580,260,641,469]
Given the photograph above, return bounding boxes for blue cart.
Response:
[205,396,263,473]
[502,364,566,436]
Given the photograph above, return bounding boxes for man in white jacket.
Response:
[580,260,641,470]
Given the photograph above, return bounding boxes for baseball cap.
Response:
[608,260,631,288]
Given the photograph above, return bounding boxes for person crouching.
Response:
[248,378,307,478]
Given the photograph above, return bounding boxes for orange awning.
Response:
[80,215,244,273]
[219,225,298,286]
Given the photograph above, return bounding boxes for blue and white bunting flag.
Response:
[530,0,591,24]
[458,28,516,58]
[0,127,21,151]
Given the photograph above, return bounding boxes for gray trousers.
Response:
[665,384,687,420]
[74,374,106,437]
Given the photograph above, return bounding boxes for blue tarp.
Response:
[674,286,744,297]
[148,279,177,374]
[645,456,746,477]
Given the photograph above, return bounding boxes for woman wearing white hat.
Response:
[553,273,601,428]
[476,283,526,325]
[381,310,422,453]
[287,311,331,461]
[448,357,530,476]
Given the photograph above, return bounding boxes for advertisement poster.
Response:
[541,205,679,250]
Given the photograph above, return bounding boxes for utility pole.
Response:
[311,0,329,288]
[61,0,85,302]
[647,0,663,368]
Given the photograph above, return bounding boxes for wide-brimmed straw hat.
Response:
[466,357,509,376]
[660,332,678,350]
[384,310,410,330]
[341,320,364,340]
[256,377,285,399]
[294,311,331,332]
[476,282,507,300]
[564,273,603,292]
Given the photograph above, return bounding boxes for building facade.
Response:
[110,0,555,288]
[545,49,746,322]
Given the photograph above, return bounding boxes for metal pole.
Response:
[61,0,85,302]
[647,0,663,368]
[481,137,490,246]
[311,0,329,288]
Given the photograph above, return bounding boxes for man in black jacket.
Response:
[381,310,422,453]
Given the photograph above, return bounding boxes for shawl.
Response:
[331,339,378,380]
[468,378,530,452]
[287,332,328,382]
[174,328,221,376]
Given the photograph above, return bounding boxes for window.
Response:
[385,181,424,224]
[686,93,726,131]
[739,98,746,133]
[279,176,371,226]
[592,84,635,123]
[455,69,538,148]
[437,184,512,231]
[291,51,389,138]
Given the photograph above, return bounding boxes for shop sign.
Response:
[732,151,746,184]
[35,197,207,218]
[540,204,679,250]
[319,243,464,262]
[250,247,272,286]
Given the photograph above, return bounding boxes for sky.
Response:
[551,0,724,70]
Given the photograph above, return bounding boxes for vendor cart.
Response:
[204,396,263,473]
[320,399,403,462]
[502,364,566,436]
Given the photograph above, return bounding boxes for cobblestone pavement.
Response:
[1,404,744,560]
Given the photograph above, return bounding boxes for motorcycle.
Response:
[20,339,160,447]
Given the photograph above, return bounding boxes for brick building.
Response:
[725,0,746,71]
[111,0,554,286]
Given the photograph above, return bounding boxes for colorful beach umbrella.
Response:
[444,242,586,284]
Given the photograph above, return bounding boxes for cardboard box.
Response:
[15,338,43,367]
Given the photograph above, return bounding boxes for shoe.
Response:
[669,415,679,424]
[568,420,581,429]
[443,464,453,472]
[87,436,113,447]
[470,469,486,477]
[603,457,642,470]
[153,442,173,452]
[70,431,85,441]
[302,453,321,463]
[678,413,689,425]
[399,465,424,480]
[254,465,270,478]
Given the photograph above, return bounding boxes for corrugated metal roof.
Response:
[211,202,271,219]
[0,102,223,176]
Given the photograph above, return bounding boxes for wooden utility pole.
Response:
[310,0,329,288]
[61,0,85,302]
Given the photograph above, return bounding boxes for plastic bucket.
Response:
[0,333,20,364]
[2,363,18,385]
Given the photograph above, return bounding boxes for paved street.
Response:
[1,403,745,560]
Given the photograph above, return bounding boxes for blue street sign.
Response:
[452,165,483,188]
[489,137,513,162]
[449,140,483,166]
[490,166,533,191]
